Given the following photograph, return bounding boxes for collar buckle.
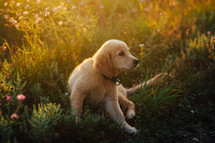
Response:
[112,77,120,86]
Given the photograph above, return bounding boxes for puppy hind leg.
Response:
[70,90,86,124]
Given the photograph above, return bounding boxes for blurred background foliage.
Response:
[0,0,215,142]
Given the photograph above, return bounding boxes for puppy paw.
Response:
[123,126,139,135]
[126,109,136,119]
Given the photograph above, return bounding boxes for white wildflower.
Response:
[45,7,50,11]
[58,5,62,9]
[15,24,19,29]
[11,1,16,5]
[37,0,40,4]
[139,44,144,47]
[9,17,14,23]
[3,46,7,51]
[4,2,8,7]
[16,2,21,7]
[72,6,76,9]
[19,16,23,20]
[44,11,50,17]
[192,138,199,142]
[59,21,63,25]
[23,11,29,15]
[62,7,67,11]
[12,19,17,25]
[53,7,58,12]
[172,1,176,6]
[65,93,69,96]
[35,17,41,24]
[35,14,39,18]
[4,15,9,20]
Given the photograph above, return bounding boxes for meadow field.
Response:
[0,0,215,142]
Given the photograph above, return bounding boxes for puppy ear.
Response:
[93,50,113,79]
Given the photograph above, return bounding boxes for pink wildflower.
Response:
[6,96,11,101]
[26,4,30,9]
[10,113,18,119]
[207,31,211,35]
[17,94,26,101]
[156,29,161,33]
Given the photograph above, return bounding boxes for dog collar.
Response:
[103,76,120,86]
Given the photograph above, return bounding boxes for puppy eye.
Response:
[118,51,124,56]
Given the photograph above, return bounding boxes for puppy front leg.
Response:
[118,93,135,119]
[104,96,138,135]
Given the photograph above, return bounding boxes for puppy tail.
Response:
[126,73,168,96]
[126,81,149,96]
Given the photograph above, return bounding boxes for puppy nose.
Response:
[133,59,139,65]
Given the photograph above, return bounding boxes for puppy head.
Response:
[93,39,139,78]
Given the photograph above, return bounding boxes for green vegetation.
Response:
[0,0,215,142]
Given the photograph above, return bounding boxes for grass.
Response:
[0,0,215,142]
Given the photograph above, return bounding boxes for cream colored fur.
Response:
[68,39,167,134]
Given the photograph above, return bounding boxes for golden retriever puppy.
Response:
[68,39,167,134]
